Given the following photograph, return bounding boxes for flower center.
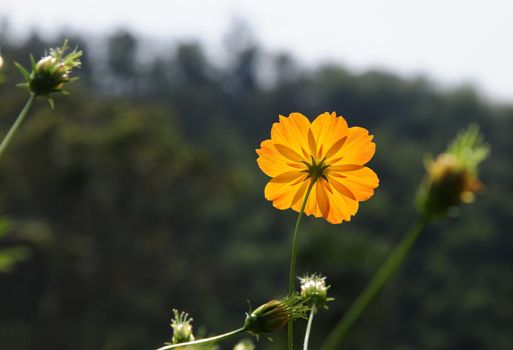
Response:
[303,156,329,182]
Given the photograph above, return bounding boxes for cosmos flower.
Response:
[256,112,378,224]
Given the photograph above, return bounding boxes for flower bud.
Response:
[170,309,195,344]
[16,40,82,100]
[299,273,331,307]
[243,295,308,336]
[417,125,489,219]
[233,339,255,350]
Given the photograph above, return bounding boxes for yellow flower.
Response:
[256,112,379,224]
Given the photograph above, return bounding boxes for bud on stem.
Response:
[417,124,489,219]
[244,294,309,336]
[15,39,82,107]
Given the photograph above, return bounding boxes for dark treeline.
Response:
[1,27,513,350]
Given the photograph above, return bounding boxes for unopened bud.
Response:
[170,309,195,344]
[417,125,489,219]
[16,40,82,99]
[233,339,255,350]
[243,294,308,335]
[299,273,332,307]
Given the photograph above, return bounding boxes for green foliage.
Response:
[0,218,30,273]
[446,124,490,174]
[0,31,512,350]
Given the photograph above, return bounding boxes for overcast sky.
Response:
[1,0,512,102]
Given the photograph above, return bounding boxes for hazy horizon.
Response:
[1,0,512,102]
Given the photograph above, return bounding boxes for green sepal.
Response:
[14,62,30,81]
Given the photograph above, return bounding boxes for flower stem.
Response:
[321,218,428,350]
[303,303,317,350]
[0,94,36,160]
[155,327,246,350]
[288,179,315,350]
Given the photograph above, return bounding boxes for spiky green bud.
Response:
[15,40,82,103]
[243,294,308,336]
[299,273,333,308]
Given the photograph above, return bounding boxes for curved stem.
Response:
[303,303,317,350]
[0,94,36,160]
[288,179,315,350]
[321,218,428,350]
[155,327,246,350]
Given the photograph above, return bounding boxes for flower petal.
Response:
[271,113,310,156]
[328,164,363,172]
[304,184,320,218]
[274,144,305,163]
[266,174,309,210]
[327,175,356,200]
[336,190,359,221]
[329,166,379,201]
[312,112,349,159]
[332,127,376,165]
[256,140,297,177]
[324,136,347,160]
[307,128,317,158]
[291,180,310,209]
[272,171,305,183]
[316,180,330,219]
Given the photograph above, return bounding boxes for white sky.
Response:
[1,0,512,102]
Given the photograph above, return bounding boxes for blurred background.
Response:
[0,1,512,349]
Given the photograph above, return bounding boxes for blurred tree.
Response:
[0,29,512,350]
[106,29,139,93]
[174,42,213,86]
[223,20,260,94]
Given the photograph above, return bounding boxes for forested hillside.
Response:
[1,30,512,349]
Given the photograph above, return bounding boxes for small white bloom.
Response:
[299,273,331,307]
[233,339,255,350]
[170,309,195,344]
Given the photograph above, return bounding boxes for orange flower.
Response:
[256,112,379,224]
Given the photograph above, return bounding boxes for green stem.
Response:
[155,327,246,350]
[0,94,36,160]
[288,179,315,350]
[321,218,428,350]
[303,303,317,350]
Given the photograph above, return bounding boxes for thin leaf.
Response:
[14,62,30,80]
